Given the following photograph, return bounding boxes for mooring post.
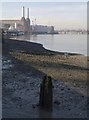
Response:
[39,75,53,111]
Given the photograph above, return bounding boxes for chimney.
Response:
[22,6,25,18]
[27,8,29,18]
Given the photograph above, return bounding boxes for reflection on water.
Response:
[16,34,87,56]
[17,34,31,40]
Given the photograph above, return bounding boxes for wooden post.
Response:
[39,75,53,111]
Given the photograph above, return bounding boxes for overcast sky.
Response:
[0,0,88,2]
[0,1,88,30]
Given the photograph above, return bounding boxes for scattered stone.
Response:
[69,73,71,76]
[26,88,29,91]
[61,88,64,91]
[36,103,40,107]
[19,104,22,107]
[32,105,36,109]
[43,65,46,67]
[54,100,60,105]
[68,88,70,91]
[60,96,62,98]
[82,95,84,98]
[18,97,21,99]
[68,108,71,111]
[30,82,34,85]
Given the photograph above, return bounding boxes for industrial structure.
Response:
[0,6,58,35]
[16,6,31,34]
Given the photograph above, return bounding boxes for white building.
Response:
[32,25,55,34]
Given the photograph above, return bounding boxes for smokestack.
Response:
[15,23,17,29]
[22,6,25,18]
[27,8,29,18]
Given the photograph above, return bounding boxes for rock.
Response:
[32,105,36,109]
[61,88,64,91]
[68,88,70,91]
[19,104,22,107]
[68,108,71,111]
[82,95,84,98]
[54,100,60,105]
[26,88,29,91]
[36,103,40,107]
[18,97,21,99]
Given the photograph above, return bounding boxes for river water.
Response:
[16,34,87,56]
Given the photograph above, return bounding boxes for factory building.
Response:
[0,6,58,34]
[32,25,55,34]
[17,6,31,34]
[33,25,47,34]
[0,20,19,30]
[0,6,31,34]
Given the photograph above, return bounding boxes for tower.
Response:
[25,8,30,34]
[20,6,31,34]
[21,6,26,32]
[22,6,25,18]
[27,8,29,18]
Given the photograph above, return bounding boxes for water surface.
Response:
[16,34,87,56]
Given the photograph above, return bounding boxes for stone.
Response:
[54,100,60,105]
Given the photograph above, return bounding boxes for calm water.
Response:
[16,34,87,56]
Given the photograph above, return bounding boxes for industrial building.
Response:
[0,6,31,34]
[19,6,31,34]
[0,20,19,29]
[0,6,58,34]
[32,25,55,34]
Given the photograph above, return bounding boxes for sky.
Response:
[0,0,88,2]
[0,1,88,30]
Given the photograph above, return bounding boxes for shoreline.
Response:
[2,38,88,118]
[2,38,88,94]
[9,38,83,56]
[9,33,87,56]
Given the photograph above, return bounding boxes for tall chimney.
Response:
[27,8,29,18]
[22,6,25,18]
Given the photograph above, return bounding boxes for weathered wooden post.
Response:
[39,75,53,111]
